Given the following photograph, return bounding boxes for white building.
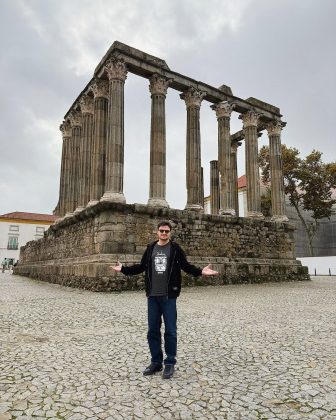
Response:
[0,212,58,267]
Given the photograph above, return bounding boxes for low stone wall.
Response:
[15,202,309,291]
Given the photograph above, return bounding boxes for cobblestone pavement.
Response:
[0,274,335,420]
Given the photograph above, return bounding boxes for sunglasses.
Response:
[159,229,170,234]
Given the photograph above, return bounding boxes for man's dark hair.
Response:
[157,221,172,230]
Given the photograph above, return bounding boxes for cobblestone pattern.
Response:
[15,203,309,290]
[1,273,335,419]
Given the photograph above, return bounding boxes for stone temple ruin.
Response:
[15,41,309,289]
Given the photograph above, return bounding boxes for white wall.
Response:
[0,220,51,264]
[238,190,246,217]
[204,196,211,214]
[298,256,336,275]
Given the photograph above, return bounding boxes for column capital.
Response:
[239,110,260,128]
[69,110,82,127]
[105,57,128,82]
[266,120,283,136]
[180,87,206,108]
[79,95,94,114]
[90,78,109,99]
[211,101,235,118]
[60,120,72,138]
[231,140,242,152]
[149,74,170,96]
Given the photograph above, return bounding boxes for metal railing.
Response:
[313,268,334,276]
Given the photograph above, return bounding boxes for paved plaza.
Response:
[0,273,335,420]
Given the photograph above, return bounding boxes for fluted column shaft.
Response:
[76,95,94,210]
[101,58,127,203]
[241,111,263,218]
[68,111,82,214]
[200,167,204,208]
[212,102,235,215]
[231,141,240,216]
[63,137,72,215]
[59,121,72,216]
[266,121,288,222]
[88,79,109,206]
[57,126,66,216]
[148,74,170,207]
[210,160,220,215]
[180,88,206,211]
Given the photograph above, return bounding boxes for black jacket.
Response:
[121,241,202,298]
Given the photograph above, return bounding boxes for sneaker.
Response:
[162,364,175,379]
[143,363,163,376]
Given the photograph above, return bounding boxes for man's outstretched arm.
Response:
[178,245,218,276]
[110,247,149,275]
[201,264,218,276]
[111,261,122,272]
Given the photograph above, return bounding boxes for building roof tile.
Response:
[238,175,246,189]
[0,212,58,223]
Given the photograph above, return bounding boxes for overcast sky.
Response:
[1,0,335,215]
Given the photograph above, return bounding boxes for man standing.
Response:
[111,221,218,379]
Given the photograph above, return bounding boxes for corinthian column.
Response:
[180,87,206,211]
[266,121,288,222]
[147,74,170,207]
[212,101,235,215]
[87,78,109,206]
[201,166,204,208]
[59,121,72,217]
[240,110,263,218]
[76,94,94,211]
[210,160,220,215]
[231,140,241,216]
[101,57,127,203]
[68,110,82,215]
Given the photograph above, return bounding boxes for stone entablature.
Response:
[92,42,280,118]
[15,203,309,291]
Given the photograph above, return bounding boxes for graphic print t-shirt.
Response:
[150,242,171,296]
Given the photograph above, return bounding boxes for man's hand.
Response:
[201,264,218,276]
[110,261,122,272]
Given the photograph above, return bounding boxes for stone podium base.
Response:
[14,202,309,291]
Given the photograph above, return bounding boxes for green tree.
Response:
[259,145,336,256]
[260,187,272,218]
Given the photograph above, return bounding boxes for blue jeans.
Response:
[147,296,177,365]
